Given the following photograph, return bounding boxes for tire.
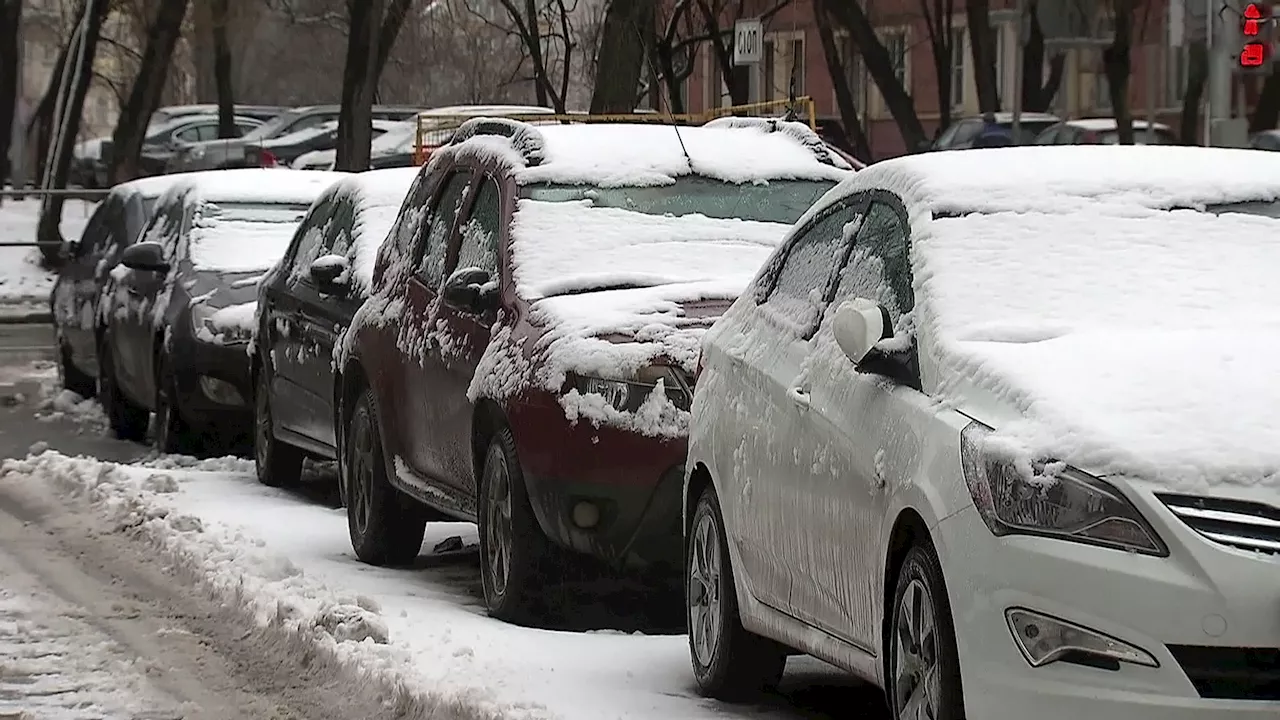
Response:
[687,484,787,700]
[153,352,200,455]
[58,340,97,398]
[477,425,553,624]
[886,542,966,720]
[253,369,302,487]
[97,339,148,442]
[343,387,426,566]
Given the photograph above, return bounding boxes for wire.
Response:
[632,20,693,172]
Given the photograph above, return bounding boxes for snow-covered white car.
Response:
[97,168,346,454]
[334,116,853,623]
[685,145,1280,719]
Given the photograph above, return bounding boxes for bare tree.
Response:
[0,0,22,190]
[1180,40,1208,143]
[106,0,193,185]
[467,0,580,112]
[814,0,872,161]
[211,0,236,138]
[966,0,1000,112]
[1020,1,1066,113]
[335,0,384,171]
[591,0,650,113]
[918,0,958,130]
[826,0,928,152]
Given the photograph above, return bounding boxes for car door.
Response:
[395,167,475,493]
[263,196,336,442]
[55,200,109,362]
[414,171,505,507]
[721,197,864,615]
[789,196,913,650]
[292,194,357,452]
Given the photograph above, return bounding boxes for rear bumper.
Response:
[507,393,685,571]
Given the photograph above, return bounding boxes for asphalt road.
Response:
[0,330,892,720]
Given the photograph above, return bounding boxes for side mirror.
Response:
[832,298,893,365]
[119,241,169,273]
[441,266,498,314]
[309,254,349,295]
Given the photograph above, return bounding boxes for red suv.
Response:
[334,117,852,621]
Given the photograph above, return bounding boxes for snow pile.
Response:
[916,203,1280,488]
[36,389,108,432]
[1,450,524,720]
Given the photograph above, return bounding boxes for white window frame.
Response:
[951,26,967,109]
[832,30,868,124]
[761,29,805,102]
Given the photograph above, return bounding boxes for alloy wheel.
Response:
[893,578,942,720]
[254,385,272,470]
[687,508,723,668]
[347,412,375,537]
[484,452,514,599]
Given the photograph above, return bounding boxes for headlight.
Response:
[570,365,693,412]
[959,421,1167,556]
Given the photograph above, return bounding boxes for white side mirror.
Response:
[832,298,892,364]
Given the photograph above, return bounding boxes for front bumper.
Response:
[171,337,254,435]
[507,394,685,571]
[935,503,1280,719]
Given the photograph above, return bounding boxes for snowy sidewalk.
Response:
[0,199,95,320]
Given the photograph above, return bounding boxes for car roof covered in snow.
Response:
[443,120,854,187]
[164,168,347,205]
[813,145,1280,217]
[114,174,187,200]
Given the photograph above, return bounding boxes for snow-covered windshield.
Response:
[371,122,416,154]
[920,202,1280,344]
[519,176,833,225]
[189,201,310,273]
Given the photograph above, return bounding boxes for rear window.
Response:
[188,201,310,273]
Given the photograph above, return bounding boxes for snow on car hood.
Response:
[919,206,1280,490]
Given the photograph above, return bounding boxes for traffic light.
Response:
[1240,2,1275,72]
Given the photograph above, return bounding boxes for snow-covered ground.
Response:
[0,198,96,310]
[0,367,862,720]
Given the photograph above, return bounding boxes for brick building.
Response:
[671,0,1240,159]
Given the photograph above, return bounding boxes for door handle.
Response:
[787,386,811,409]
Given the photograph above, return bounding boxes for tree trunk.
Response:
[28,29,74,186]
[591,0,650,113]
[922,0,956,131]
[1021,2,1066,113]
[36,0,110,266]
[0,0,23,190]
[825,0,928,152]
[696,0,748,106]
[107,0,192,185]
[1103,0,1135,144]
[1179,40,1207,143]
[967,0,1000,112]
[815,0,872,161]
[373,0,417,85]
[211,0,235,138]
[335,0,383,172]
[656,44,686,113]
[1251,66,1280,133]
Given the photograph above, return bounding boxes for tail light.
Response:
[259,149,278,167]
[1080,131,1100,144]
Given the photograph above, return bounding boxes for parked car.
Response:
[252,167,420,487]
[97,168,346,454]
[333,116,853,622]
[51,174,184,397]
[683,144,1280,718]
[932,112,1061,150]
[1249,129,1280,150]
[1034,118,1178,145]
[292,119,420,171]
[151,104,285,125]
[166,105,424,173]
[409,105,555,164]
[244,118,401,168]
[102,114,265,185]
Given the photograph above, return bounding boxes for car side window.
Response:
[761,201,861,335]
[952,120,983,147]
[416,171,471,288]
[286,198,337,284]
[451,177,501,278]
[327,197,358,258]
[833,199,914,329]
[75,204,110,260]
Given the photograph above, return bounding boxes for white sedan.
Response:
[685,145,1280,719]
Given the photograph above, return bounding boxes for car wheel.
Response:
[687,484,786,700]
[343,387,426,566]
[57,339,96,398]
[154,352,199,455]
[477,425,551,624]
[97,339,148,442]
[887,542,966,720]
[253,369,302,487]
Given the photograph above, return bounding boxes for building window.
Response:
[789,37,806,97]
[1166,44,1187,106]
[763,38,777,100]
[882,30,909,88]
[951,27,966,108]
[993,24,1006,105]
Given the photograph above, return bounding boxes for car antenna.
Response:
[633,23,694,173]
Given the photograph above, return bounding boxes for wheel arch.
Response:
[470,398,508,488]
[880,508,933,683]
[684,461,713,549]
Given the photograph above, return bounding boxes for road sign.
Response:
[734,19,763,65]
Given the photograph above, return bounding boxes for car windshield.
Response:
[518,176,834,225]
[189,201,311,273]
[372,123,416,154]
[241,110,303,142]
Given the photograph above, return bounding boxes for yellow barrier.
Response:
[411,97,820,166]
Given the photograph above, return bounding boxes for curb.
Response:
[0,312,51,325]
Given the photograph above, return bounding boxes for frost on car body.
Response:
[685,144,1280,719]
[336,118,852,591]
